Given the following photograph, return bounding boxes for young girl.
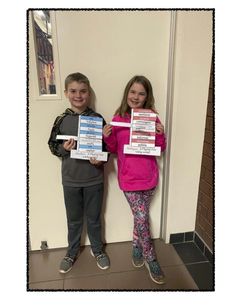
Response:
[103,75,166,284]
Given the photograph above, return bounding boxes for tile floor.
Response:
[28,239,208,291]
[172,242,214,290]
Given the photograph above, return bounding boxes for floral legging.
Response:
[124,188,156,262]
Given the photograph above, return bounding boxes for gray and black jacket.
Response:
[48,107,107,187]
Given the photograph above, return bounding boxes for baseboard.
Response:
[169,231,213,264]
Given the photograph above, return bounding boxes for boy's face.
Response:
[64,81,90,113]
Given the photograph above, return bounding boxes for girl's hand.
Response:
[156,123,164,135]
[103,124,113,137]
[63,138,76,151]
[89,157,103,166]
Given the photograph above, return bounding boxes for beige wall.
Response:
[29,10,212,250]
[29,11,170,250]
[163,11,213,241]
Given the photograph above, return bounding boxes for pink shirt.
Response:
[103,113,166,191]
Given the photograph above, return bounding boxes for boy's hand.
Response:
[89,157,103,166]
[156,123,164,135]
[103,124,112,137]
[63,138,76,151]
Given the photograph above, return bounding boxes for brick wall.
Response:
[195,63,214,251]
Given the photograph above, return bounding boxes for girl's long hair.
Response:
[115,75,157,117]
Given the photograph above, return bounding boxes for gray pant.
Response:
[63,183,104,258]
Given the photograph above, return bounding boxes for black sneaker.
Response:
[132,247,144,268]
[90,249,110,270]
[59,256,75,274]
[145,260,165,284]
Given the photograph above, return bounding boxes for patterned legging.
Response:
[124,188,156,262]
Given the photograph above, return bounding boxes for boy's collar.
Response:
[65,107,90,115]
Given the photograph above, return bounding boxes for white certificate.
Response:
[70,115,108,161]
[124,109,161,156]
[56,135,78,141]
[110,122,131,128]
[71,149,108,161]
[124,145,161,156]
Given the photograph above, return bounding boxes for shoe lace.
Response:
[64,256,74,263]
[96,252,107,260]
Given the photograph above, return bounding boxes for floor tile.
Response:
[64,274,109,290]
[28,239,208,291]
[186,262,214,290]
[105,241,135,272]
[107,269,152,290]
[28,249,66,282]
[172,242,208,264]
[28,280,64,290]
[153,239,183,266]
[147,265,199,290]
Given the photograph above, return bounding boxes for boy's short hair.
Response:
[64,72,91,91]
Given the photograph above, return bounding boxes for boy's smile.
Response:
[65,81,90,113]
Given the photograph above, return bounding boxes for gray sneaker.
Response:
[59,256,75,274]
[145,260,165,284]
[90,249,110,270]
[132,247,144,268]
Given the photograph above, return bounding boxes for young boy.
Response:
[48,72,110,273]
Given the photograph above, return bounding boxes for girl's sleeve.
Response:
[155,117,167,152]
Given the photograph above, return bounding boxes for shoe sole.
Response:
[144,261,166,285]
[59,254,79,274]
[132,259,145,268]
[90,249,110,270]
[59,266,72,274]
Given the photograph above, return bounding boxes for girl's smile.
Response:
[127,82,147,109]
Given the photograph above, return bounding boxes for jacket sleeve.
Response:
[48,116,70,158]
[101,117,109,153]
[155,117,167,152]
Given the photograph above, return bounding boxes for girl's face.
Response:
[127,82,147,109]
[64,81,90,113]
